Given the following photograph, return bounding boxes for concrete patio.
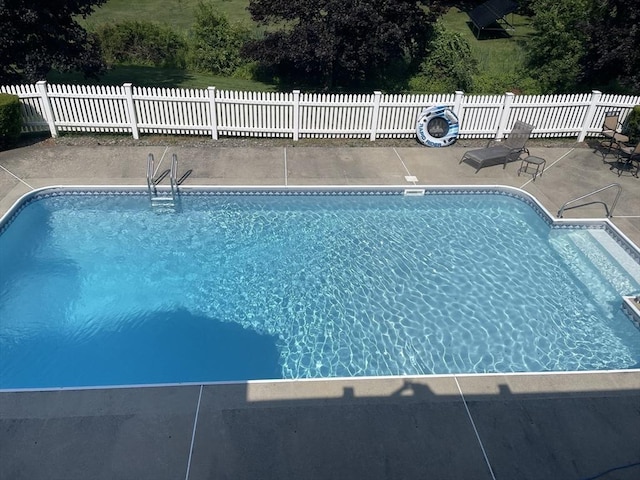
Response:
[1,137,639,479]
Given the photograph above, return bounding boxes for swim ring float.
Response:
[416,106,459,147]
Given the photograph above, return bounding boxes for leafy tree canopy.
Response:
[525,0,591,93]
[0,0,106,84]
[583,0,640,93]
[244,0,443,90]
[526,0,640,93]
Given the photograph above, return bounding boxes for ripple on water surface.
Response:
[1,193,639,388]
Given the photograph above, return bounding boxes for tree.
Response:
[244,0,442,90]
[524,0,591,93]
[583,0,640,92]
[186,2,250,76]
[526,0,640,93]
[0,0,106,84]
[409,21,477,93]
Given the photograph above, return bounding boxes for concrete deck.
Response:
[1,138,639,479]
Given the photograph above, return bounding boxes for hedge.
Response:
[623,105,640,144]
[0,93,22,149]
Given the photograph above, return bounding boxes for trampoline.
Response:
[468,0,519,39]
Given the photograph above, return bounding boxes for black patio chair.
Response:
[459,121,536,173]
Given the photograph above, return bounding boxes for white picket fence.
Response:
[2,81,638,142]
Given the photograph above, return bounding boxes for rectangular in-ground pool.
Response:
[1,186,639,390]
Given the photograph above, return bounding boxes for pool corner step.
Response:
[548,229,637,306]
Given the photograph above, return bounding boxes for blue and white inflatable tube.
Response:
[416,105,459,147]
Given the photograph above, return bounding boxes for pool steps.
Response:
[549,231,619,308]
[586,230,640,283]
[549,230,640,323]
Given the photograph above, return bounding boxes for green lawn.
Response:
[47,65,275,91]
[83,0,252,31]
[441,7,536,93]
[72,2,535,93]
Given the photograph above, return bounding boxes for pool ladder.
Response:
[146,153,179,208]
[557,183,622,218]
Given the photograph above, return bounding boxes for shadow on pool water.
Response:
[2,308,282,389]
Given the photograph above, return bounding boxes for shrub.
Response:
[0,93,22,149]
[186,2,251,76]
[95,21,186,68]
[623,105,640,143]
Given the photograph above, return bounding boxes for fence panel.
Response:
[47,84,130,133]
[459,95,504,138]
[507,93,592,138]
[299,93,374,138]
[2,82,639,141]
[134,86,210,135]
[215,90,293,137]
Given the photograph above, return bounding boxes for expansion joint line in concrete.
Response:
[454,376,497,480]
[284,147,288,186]
[519,148,575,189]
[0,164,34,190]
[154,146,170,177]
[185,385,203,480]
[392,147,418,185]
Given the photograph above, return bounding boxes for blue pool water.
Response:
[1,189,640,389]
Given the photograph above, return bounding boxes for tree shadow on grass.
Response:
[48,65,192,88]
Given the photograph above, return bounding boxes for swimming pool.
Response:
[1,186,640,390]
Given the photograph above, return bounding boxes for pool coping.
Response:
[2,368,640,394]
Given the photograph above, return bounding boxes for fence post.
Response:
[496,92,514,140]
[578,90,602,142]
[452,90,464,118]
[452,90,464,135]
[369,91,382,141]
[36,80,58,138]
[123,83,139,140]
[208,86,218,140]
[292,90,301,141]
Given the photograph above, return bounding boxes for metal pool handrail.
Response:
[557,183,622,218]
[170,153,178,198]
[146,153,156,196]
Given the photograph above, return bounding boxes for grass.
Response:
[440,7,536,92]
[83,0,252,31]
[47,65,275,91]
[72,1,535,93]
[66,0,270,90]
